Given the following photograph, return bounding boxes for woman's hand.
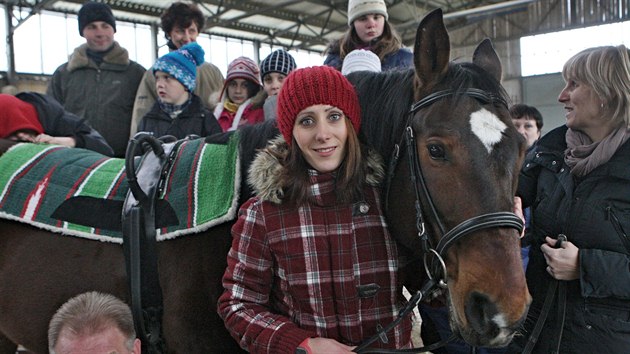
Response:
[298,337,356,354]
[541,236,579,280]
[35,134,76,148]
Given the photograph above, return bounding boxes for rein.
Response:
[355,89,523,353]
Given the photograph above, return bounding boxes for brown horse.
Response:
[0,9,529,353]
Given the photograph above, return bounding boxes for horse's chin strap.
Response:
[354,279,457,354]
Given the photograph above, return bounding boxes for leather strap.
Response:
[122,133,180,353]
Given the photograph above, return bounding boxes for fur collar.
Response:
[67,42,130,72]
[247,136,385,204]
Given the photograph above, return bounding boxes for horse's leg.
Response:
[0,332,17,354]
[160,224,245,353]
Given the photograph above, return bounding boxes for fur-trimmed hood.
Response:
[247,136,385,204]
[67,42,130,72]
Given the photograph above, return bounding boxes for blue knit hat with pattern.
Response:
[260,49,297,80]
[152,42,204,92]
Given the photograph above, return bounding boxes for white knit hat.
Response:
[347,0,388,26]
[342,49,382,75]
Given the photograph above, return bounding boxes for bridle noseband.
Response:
[355,88,523,353]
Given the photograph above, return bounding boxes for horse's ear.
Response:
[473,39,503,82]
[413,8,450,88]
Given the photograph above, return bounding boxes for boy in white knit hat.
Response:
[341,49,382,75]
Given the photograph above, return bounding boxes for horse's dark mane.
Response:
[449,62,509,104]
[350,69,416,160]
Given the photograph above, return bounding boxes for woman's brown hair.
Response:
[326,20,403,63]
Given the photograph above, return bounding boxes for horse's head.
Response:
[386,9,530,347]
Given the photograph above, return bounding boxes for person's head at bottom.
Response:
[48,291,140,354]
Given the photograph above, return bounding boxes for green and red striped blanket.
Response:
[0,137,240,243]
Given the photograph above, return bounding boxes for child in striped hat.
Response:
[260,49,297,97]
[257,49,298,121]
[212,56,265,132]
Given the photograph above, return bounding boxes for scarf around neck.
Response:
[223,99,241,114]
[158,94,192,119]
[564,126,630,176]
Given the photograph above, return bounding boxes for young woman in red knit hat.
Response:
[218,65,413,353]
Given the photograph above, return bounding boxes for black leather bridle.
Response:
[354,88,524,353]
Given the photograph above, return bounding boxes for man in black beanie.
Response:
[47,1,145,157]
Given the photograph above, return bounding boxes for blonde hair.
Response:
[562,45,630,128]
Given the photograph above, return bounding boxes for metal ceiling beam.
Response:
[397,0,538,31]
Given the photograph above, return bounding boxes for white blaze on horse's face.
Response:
[469,108,507,153]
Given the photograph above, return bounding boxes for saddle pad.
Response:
[0,137,240,243]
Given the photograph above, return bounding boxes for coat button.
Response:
[560,168,564,173]
[526,163,530,168]
[585,324,592,330]
[536,153,540,158]
[552,161,557,165]
[359,203,370,214]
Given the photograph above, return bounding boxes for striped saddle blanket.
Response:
[0,136,240,243]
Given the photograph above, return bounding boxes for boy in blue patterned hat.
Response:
[137,42,221,139]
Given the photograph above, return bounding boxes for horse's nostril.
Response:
[465,292,500,337]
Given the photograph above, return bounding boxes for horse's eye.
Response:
[427,144,445,159]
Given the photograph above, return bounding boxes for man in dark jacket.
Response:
[47,2,145,156]
[0,92,114,156]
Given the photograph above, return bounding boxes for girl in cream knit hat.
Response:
[324,0,412,72]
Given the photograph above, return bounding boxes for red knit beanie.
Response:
[0,94,43,139]
[277,66,361,145]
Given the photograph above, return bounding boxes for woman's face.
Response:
[512,116,540,148]
[558,78,604,138]
[292,104,348,173]
[263,72,287,96]
[169,22,199,49]
[227,79,250,105]
[352,14,385,44]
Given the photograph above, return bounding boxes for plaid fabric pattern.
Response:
[219,172,412,353]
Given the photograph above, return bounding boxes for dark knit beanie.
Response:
[277,66,361,145]
[260,49,297,80]
[78,2,117,37]
[153,42,204,92]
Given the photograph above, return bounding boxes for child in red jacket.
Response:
[212,56,264,132]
